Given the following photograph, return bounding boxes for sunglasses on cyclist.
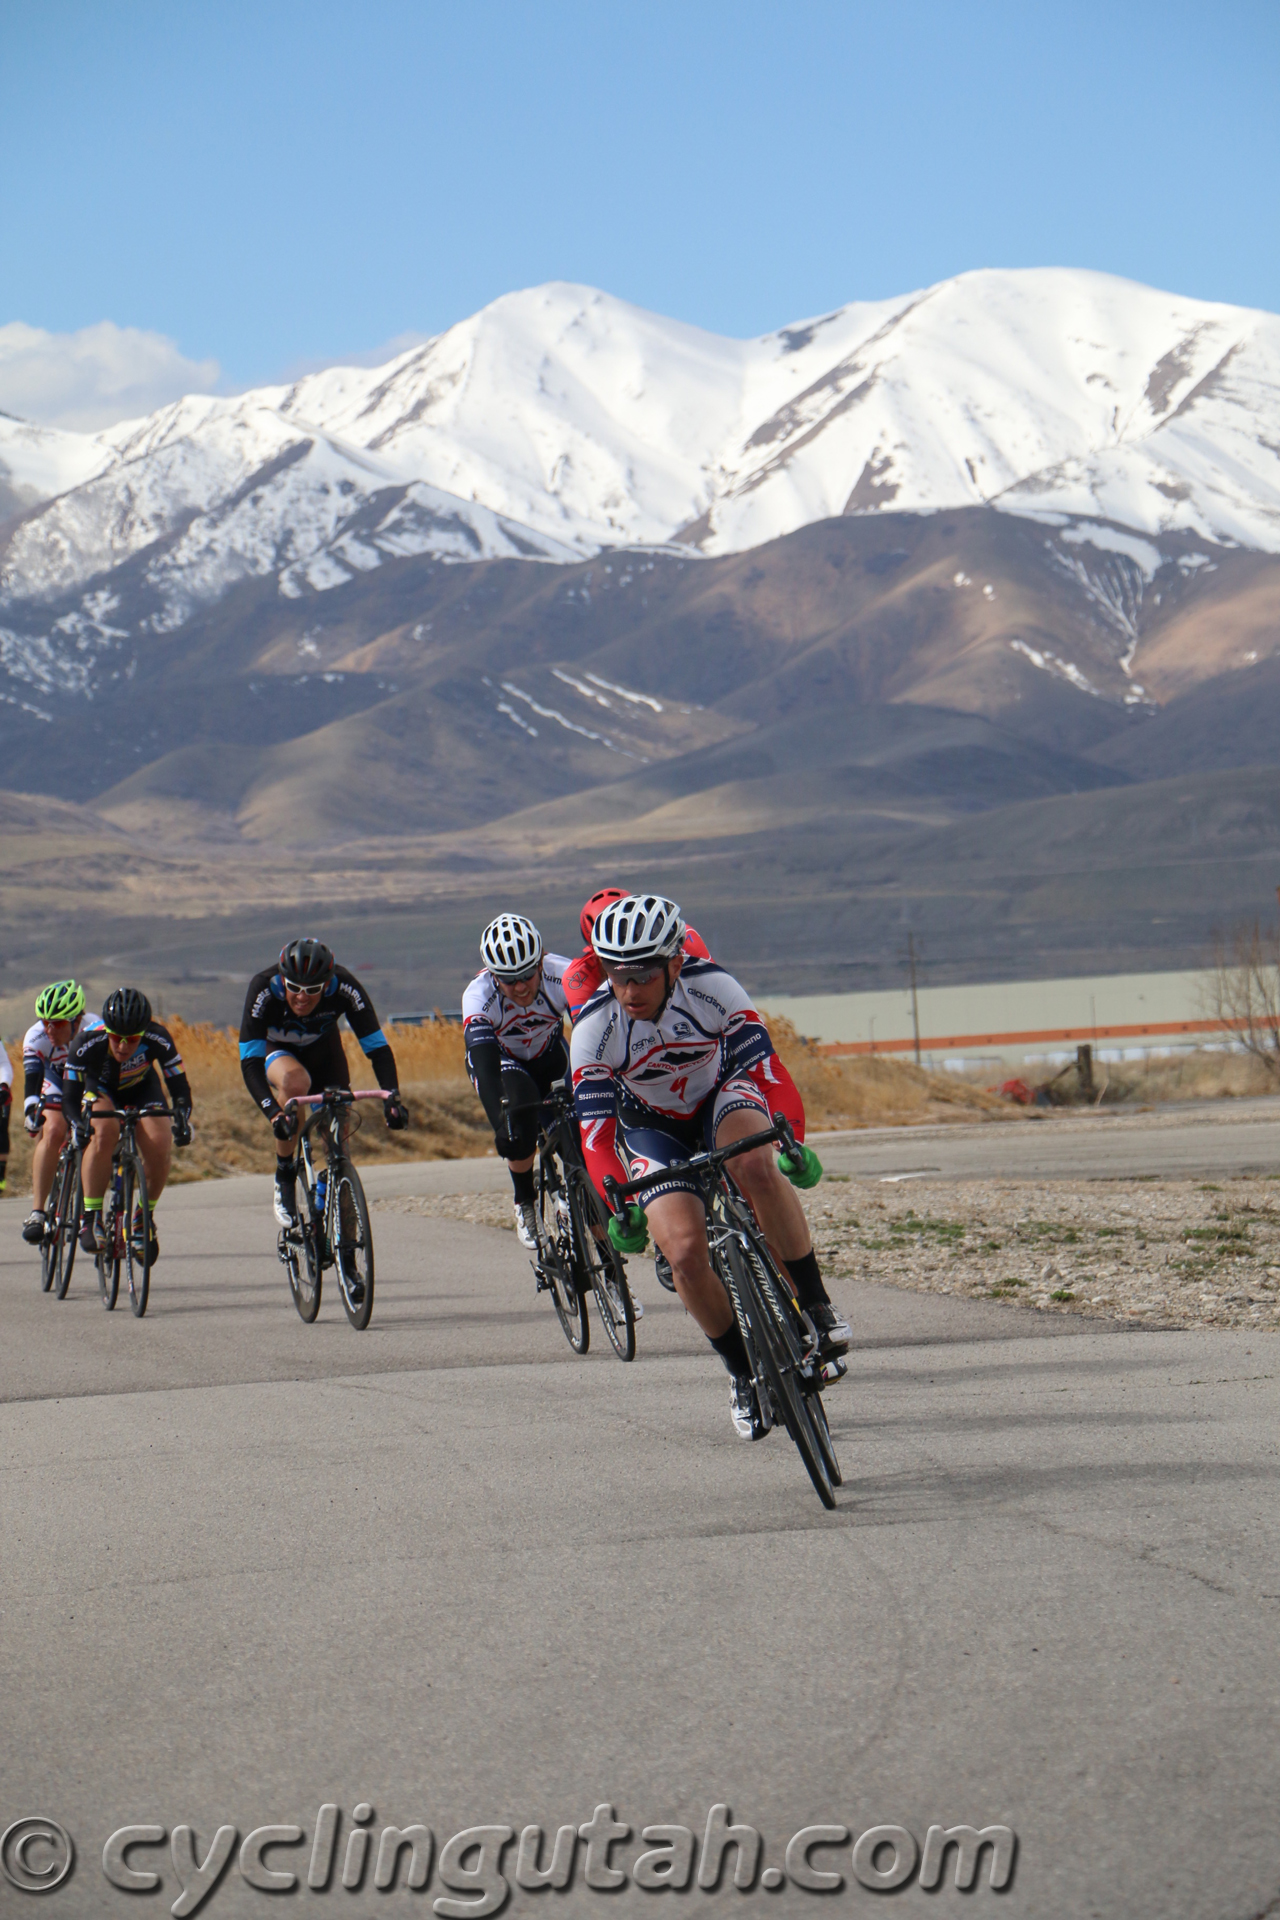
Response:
[604,962,666,986]
[500,965,541,986]
[282,979,323,995]
[109,1030,146,1043]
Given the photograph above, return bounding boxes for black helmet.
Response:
[102,987,152,1035]
[278,938,335,991]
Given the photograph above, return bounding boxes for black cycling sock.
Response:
[510,1166,535,1205]
[275,1156,297,1184]
[709,1323,751,1378]
[785,1249,828,1308]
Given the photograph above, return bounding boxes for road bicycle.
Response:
[605,1112,842,1508]
[39,1122,82,1301]
[277,1089,384,1330]
[88,1102,179,1319]
[506,1083,637,1360]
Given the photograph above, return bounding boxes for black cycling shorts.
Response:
[91,1066,168,1113]
[617,1074,770,1204]
[263,1028,351,1093]
[470,1036,568,1161]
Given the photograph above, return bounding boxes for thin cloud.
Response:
[0,320,221,431]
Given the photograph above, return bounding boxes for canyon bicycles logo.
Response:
[1,1803,1016,1906]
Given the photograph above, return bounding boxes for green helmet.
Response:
[35,979,86,1023]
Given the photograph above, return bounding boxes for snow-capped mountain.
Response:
[3,267,1279,639]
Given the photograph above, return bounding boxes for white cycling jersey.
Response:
[462,956,571,1063]
[0,1040,12,1090]
[570,959,773,1122]
[23,1014,105,1097]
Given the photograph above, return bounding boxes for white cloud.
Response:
[0,321,221,431]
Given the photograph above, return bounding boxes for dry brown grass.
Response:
[760,1014,1016,1130]
[2,1010,1018,1198]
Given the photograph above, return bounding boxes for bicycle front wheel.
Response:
[570,1175,635,1361]
[722,1227,836,1509]
[333,1161,374,1330]
[538,1166,588,1354]
[52,1151,81,1300]
[97,1184,120,1312]
[123,1151,151,1318]
[41,1149,71,1293]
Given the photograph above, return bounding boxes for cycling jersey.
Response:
[562,925,711,1020]
[0,1041,12,1091]
[239,964,398,1116]
[23,1014,105,1110]
[570,958,798,1199]
[62,1021,191,1120]
[462,957,571,1063]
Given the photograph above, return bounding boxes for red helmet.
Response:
[579,886,630,945]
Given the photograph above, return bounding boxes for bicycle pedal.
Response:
[819,1356,848,1386]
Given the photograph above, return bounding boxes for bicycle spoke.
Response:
[537,1164,588,1354]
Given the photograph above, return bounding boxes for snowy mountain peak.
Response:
[2,268,1279,641]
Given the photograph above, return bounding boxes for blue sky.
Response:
[3,0,1278,422]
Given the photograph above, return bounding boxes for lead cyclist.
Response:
[570,894,849,1440]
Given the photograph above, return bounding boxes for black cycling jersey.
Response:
[239,963,398,1117]
[62,1021,192,1121]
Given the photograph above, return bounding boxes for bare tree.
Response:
[1204,921,1280,1076]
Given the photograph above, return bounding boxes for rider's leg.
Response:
[32,1106,68,1210]
[713,1104,814,1265]
[644,1190,734,1337]
[137,1116,173,1201]
[0,1085,9,1192]
[81,1096,118,1201]
[713,1097,847,1357]
[267,1055,313,1159]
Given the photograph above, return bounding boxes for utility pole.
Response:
[907,933,921,1066]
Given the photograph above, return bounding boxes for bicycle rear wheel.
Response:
[52,1151,81,1300]
[333,1160,374,1330]
[123,1151,151,1318]
[722,1228,836,1509]
[570,1175,635,1361]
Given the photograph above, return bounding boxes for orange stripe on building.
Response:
[818,1016,1242,1059]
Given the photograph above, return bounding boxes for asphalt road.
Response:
[3,1110,1280,1920]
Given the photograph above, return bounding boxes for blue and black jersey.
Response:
[238,964,399,1116]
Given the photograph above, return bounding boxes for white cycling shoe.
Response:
[514,1202,539,1251]
[273,1177,297,1228]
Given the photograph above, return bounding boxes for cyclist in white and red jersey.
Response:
[20,980,104,1245]
[570,893,847,1439]
[0,1032,11,1197]
[463,914,574,1251]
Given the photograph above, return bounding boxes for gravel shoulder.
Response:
[378,1167,1280,1332]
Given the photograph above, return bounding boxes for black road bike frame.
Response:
[502,1082,637,1361]
[605,1112,841,1508]
[277,1089,384,1330]
[86,1101,176,1320]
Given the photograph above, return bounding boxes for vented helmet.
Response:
[480,913,544,980]
[579,886,630,945]
[278,938,335,991]
[591,894,685,966]
[102,987,152,1035]
[35,979,86,1023]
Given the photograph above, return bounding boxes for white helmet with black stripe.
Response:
[591,894,685,965]
[480,913,544,980]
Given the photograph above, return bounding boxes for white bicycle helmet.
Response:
[591,894,685,965]
[480,913,544,980]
